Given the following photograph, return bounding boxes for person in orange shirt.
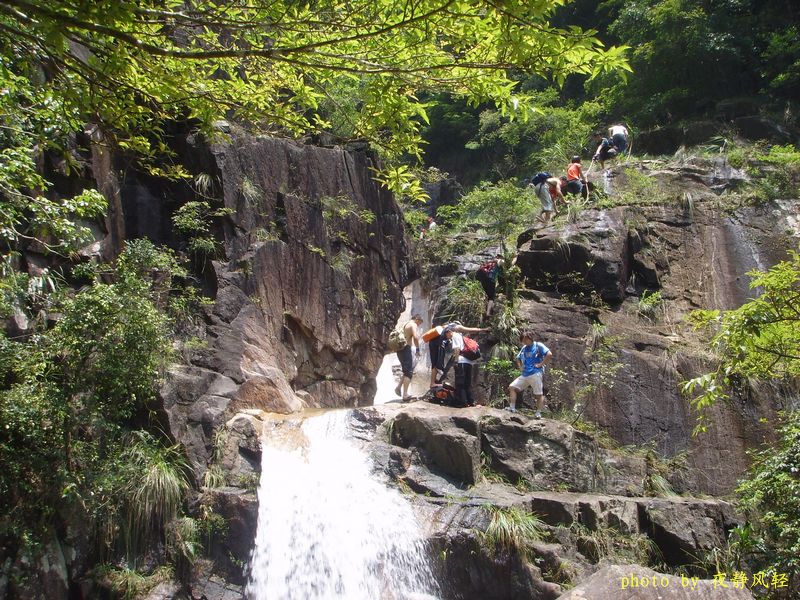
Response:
[564,156,586,197]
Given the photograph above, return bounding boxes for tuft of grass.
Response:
[203,427,229,489]
[645,473,678,498]
[203,464,226,489]
[637,290,663,322]
[442,277,486,324]
[571,523,660,565]
[479,505,546,557]
[96,565,173,600]
[121,431,189,561]
[167,516,199,582]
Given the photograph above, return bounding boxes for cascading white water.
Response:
[246,410,439,600]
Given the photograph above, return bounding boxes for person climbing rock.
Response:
[592,132,618,171]
[506,331,552,418]
[529,172,562,225]
[420,215,438,239]
[608,123,629,154]
[564,155,586,197]
[426,321,488,388]
[476,254,504,320]
[394,314,423,399]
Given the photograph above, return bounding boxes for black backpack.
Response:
[428,383,459,407]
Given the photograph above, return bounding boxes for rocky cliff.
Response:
[424,157,798,496]
[183,155,797,598]
[99,129,415,480]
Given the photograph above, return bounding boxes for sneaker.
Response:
[394,384,402,396]
[504,406,517,413]
[534,411,542,419]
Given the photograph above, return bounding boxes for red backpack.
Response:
[479,259,498,274]
[461,336,481,360]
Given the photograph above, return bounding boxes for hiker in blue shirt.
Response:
[506,331,553,418]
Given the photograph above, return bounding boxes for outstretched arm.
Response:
[456,325,490,334]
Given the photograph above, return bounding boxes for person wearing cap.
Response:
[430,322,488,388]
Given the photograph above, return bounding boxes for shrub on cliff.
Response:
[0,243,176,564]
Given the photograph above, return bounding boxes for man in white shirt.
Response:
[608,124,629,154]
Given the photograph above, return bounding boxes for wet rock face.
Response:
[511,192,798,495]
[147,135,413,479]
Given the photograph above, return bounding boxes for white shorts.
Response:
[510,373,543,395]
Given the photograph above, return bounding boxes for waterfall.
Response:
[246,410,439,600]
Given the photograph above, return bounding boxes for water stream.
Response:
[246,410,439,600]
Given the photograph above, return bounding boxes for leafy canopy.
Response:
[0,0,629,208]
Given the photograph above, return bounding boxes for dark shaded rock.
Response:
[3,534,69,600]
[734,116,796,145]
[683,121,719,147]
[429,530,561,600]
[716,97,761,120]
[142,581,182,600]
[477,411,645,496]
[516,208,629,304]
[423,177,464,215]
[560,564,754,599]
[219,412,266,483]
[198,488,258,586]
[190,573,244,600]
[636,127,685,155]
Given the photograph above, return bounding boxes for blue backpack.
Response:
[531,172,551,186]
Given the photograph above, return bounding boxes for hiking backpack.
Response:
[530,172,551,187]
[387,325,407,352]
[428,383,458,407]
[461,336,481,361]
[422,326,443,343]
[479,259,498,274]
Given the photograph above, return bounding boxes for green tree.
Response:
[437,180,535,244]
[736,411,800,594]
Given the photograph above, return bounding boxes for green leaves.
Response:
[0,243,174,541]
[737,411,800,577]
[0,0,628,179]
[683,252,800,433]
